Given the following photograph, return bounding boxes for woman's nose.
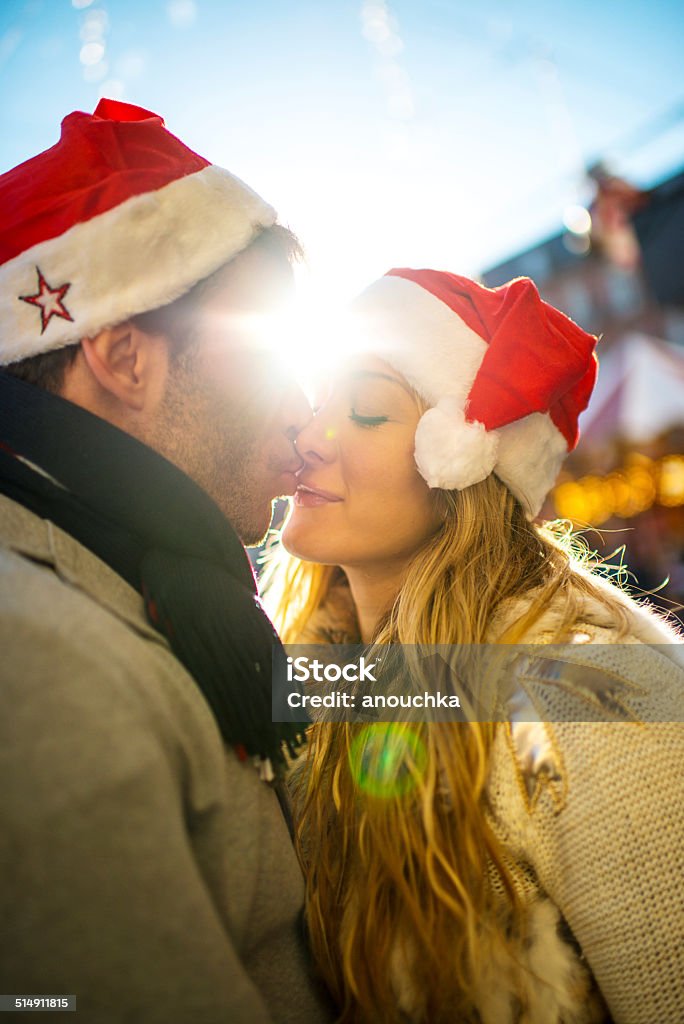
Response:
[294,409,337,465]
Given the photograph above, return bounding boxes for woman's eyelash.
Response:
[349,410,389,427]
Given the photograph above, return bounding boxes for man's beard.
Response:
[148,376,275,547]
[178,427,275,546]
[219,456,275,547]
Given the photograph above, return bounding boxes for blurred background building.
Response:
[483,166,684,621]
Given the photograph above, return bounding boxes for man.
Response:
[0,99,332,1023]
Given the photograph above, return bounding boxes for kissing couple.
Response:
[1,99,682,1024]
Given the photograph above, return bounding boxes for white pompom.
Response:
[414,396,499,490]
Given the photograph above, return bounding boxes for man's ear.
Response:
[80,322,168,413]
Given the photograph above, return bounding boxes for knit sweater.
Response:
[482,574,684,1024]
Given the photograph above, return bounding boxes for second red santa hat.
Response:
[352,268,598,518]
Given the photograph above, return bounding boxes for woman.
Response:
[269,269,684,1024]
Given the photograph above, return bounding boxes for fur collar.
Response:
[487,568,683,647]
[301,569,682,648]
[390,897,608,1024]
[296,578,360,645]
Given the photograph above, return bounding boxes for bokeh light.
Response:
[348,723,427,799]
[79,41,104,66]
[166,1,197,29]
[658,456,684,507]
[563,203,592,235]
[553,454,683,525]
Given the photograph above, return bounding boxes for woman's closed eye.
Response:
[349,409,389,427]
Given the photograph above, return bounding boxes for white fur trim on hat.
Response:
[353,274,488,406]
[1,164,275,366]
[495,412,569,518]
[415,396,499,490]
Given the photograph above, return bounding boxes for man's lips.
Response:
[293,483,343,507]
[273,456,304,496]
[277,470,299,495]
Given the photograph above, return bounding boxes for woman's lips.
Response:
[294,484,343,507]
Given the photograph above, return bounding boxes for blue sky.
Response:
[1,0,682,303]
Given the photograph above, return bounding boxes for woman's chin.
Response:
[281,524,324,563]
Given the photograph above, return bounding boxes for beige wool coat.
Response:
[0,495,333,1024]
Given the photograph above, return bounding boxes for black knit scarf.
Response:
[0,371,305,773]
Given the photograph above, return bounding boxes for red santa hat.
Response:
[352,268,598,518]
[0,98,276,366]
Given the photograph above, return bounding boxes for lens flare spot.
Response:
[325,426,337,441]
[348,723,427,799]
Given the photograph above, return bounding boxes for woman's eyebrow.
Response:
[347,370,413,396]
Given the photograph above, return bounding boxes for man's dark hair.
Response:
[5,223,302,395]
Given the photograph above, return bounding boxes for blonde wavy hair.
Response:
[267,467,632,1023]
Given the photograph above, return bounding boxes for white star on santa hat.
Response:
[19,267,73,334]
